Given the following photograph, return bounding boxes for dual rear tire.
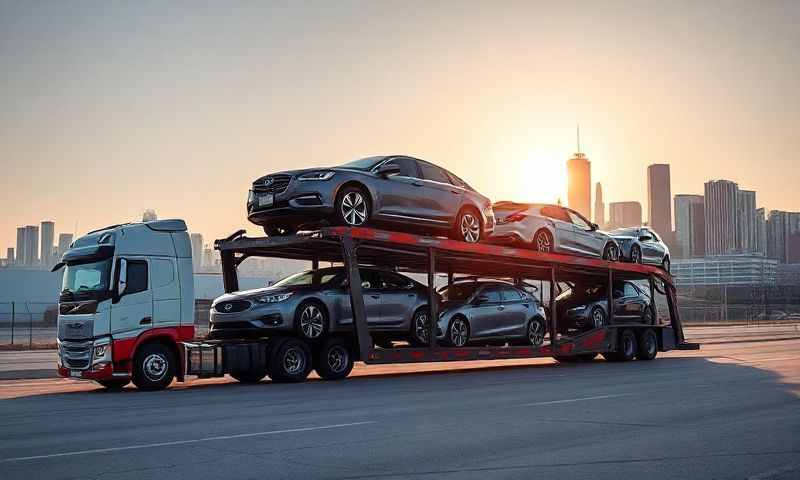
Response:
[601,328,658,362]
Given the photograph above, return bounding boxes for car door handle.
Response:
[140,317,152,325]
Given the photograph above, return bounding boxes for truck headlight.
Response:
[92,339,112,365]
[256,292,293,303]
[298,171,335,181]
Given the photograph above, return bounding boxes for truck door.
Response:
[110,257,154,339]
[150,258,180,328]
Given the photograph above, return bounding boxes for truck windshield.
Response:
[61,259,112,299]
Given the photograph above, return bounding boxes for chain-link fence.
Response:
[0,302,59,348]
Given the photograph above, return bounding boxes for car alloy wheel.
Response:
[326,345,349,374]
[604,244,619,261]
[299,304,325,339]
[591,308,605,328]
[283,347,306,375]
[460,213,480,243]
[631,246,642,263]
[528,319,545,346]
[449,318,469,347]
[341,191,368,226]
[414,312,430,345]
[142,352,168,382]
[534,230,552,253]
[662,258,671,273]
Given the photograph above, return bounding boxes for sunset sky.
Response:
[1,1,798,252]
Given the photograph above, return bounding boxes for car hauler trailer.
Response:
[55,220,697,391]
[184,226,698,385]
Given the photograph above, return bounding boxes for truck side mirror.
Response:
[117,258,128,297]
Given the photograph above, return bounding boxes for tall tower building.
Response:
[23,225,40,266]
[57,233,74,259]
[40,221,55,268]
[647,164,672,237]
[7,248,15,266]
[766,210,800,263]
[674,194,704,258]
[567,126,591,219]
[16,227,26,268]
[704,180,739,255]
[755,208,767,255]
[190,233,204,271]
[736,190,757,253]
[608,202,643,229]
[594,183,604,227]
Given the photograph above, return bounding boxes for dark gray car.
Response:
[610,226,671,272]
[433,281,547,347]
[247,155,495,243]
[209,267,432,345]
[556,280,653,334]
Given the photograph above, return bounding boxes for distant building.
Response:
[766,210,800,263]
[736,190,757,253]
[608,201,642,229]
[6,247,14,266]
[190,233,204,270]
[22,225,40,267]
[755,208,768,256]
[57,233,74,259]
[142,209,158,222]
[647,164,672,238]
[704,180,739,255]
[674,194,704,258]
[594,182,604,227]
[16,227,26,267]
[567,144,591,219]
[672,255,778,286]
[40,221,55,268]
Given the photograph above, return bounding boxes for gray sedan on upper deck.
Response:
[610,226,671,272]
[247,155,495,243]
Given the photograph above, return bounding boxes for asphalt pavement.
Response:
[0,332,798,480]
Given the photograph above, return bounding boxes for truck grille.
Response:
[253,175,291,194]
[60,340,92,370]
[214,300,252,313]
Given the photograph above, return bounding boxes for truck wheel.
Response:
[230,368,268,384]
[269,338,313,383]
[132,343,175,391]
[617,329,637,361]
[97,379,129,390]
[636,329,658,361]
[314,337,354,380]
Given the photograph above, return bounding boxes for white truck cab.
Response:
[54,219,195,390]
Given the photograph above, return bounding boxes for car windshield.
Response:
[440,283,482,302]
[340,156,386,171]
[271,268,341,287]
[611,228,640,236]
[61,259,112,297]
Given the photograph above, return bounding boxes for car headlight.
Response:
[298,171,335,181]
[255,292,294,303]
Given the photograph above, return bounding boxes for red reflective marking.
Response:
[582,330,607,349]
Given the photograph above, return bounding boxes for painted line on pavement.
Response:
[0,421,376,463]
[520,393,632,407]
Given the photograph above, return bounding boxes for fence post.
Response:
[10,302,14,345]
[28,302,33,349]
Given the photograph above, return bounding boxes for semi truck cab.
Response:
[53,219,195,390]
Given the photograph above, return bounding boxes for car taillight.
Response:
[501,212,527,223]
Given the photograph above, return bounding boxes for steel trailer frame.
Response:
[212,227,696,371]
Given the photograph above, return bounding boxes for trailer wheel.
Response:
[636,329,658,361]
[230,368,268,384]
[132,343,176,391]
[97,379,129,390]
[269,338,313,383]
[527,317,546,346]
[314,337,354,380]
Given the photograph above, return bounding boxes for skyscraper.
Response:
[567,154,591,219]
[689,202,706,257]
[190,233,204,271]
[594,182,604,227]
[736,190,757,253]
[674,194,704,258]
[647,164,672,237]
[40,221,55,268]
[756,208,767,256]
[608,202,643,229]
[16,227,26,267]
[767,210,800,263]
[6,247,14,266]
[57,233,74,259]
[704,180,739,255]
[24,225,40,266]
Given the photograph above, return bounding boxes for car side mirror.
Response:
[377,163,401,177]
[590,223,598,231]
[117,258,128,297]
[639,235,652,242]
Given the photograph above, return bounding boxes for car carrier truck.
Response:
[54,219,697,391]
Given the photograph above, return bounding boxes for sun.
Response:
[514,151,567,204]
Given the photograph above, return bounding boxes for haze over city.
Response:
[1,1,799,251]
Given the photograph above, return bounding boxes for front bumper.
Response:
[247,178,336,227]
[57,337,121,381]
[209,304,293,339]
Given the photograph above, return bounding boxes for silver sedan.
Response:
[610,227,672,272]
[489,202,620,261]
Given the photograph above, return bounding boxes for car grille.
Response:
[214,300,252,313]
[253,174,291,194]
[60,340,92,370]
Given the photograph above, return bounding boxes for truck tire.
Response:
[636,329,658,361]
[131,343,176,391]
[230,368,268,384]
[97,379,129,390]
[268,338,313,383]
[314,337,354,381]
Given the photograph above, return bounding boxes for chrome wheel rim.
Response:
[283,347,305,375]
[341,191,367,226]
[663,259,670,272]
[143,353,168,382]
[605,245,619,261]
[528,320,544,346]
[460,213,480,243]
[450,319,468,346]
[592,309,604,328]
[327,346,349,374]
[632,247,641,263]
[300,305,324,339]
[414,312,429,344]
[535,232,552,252]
